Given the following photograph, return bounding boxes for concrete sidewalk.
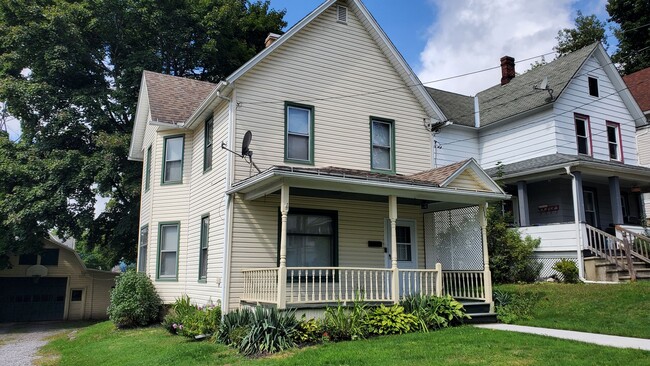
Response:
[475,324,650,351]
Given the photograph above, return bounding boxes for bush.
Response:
[323,301,369,341]
[487,206,542,283]
[108,270,162,328]
[217,308,254,347]
[494,289,543,323]
[239,307,299,356]
[295,316,324,344]
[401,294,469,331]
[552,259,579,283]
[365,304,419,335]
[162,296,221,338]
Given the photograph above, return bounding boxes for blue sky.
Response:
[269,0,612,95]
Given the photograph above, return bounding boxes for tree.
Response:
[607,0,650,74]
[0,0,286,269]
[554,11,608,56]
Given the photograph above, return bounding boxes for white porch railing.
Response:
[242,264,489,307]
[441,270,486,300]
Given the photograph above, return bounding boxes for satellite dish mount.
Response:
[221,130,261,174]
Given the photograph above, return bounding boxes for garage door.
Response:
[0,277,67,322]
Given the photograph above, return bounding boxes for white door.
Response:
[385,219,417,269]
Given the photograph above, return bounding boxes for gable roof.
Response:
[477,43,598,126]
[623,67,650,114]
[425,88,475,127]
[144,71,217,124]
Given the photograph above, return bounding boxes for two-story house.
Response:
[128,0,508,314]
[428,43,650,281]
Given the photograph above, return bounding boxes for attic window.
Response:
[588,77,599,97]
[337,5,348,24]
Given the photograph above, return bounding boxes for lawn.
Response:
[40,321,649,366]
[495,281,650,339]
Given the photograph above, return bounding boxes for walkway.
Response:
[475,324,650,351]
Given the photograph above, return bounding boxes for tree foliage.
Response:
[0,0,286,268]
[554,10,608,56]
[607,0,650,74]
[487,206,542,284]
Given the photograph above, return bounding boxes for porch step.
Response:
[460,301,497,324]
[463,312,498,324]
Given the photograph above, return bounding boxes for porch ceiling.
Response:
[227,165,508,204]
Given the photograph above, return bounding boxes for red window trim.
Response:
[574,113,593,157]
[606,121,624,163]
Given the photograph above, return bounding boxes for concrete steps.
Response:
[460,301,497,324]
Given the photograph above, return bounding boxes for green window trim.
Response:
[161,135,185,185]
[369,116,396,174]
[156,221,180,281]
[198,215,209,282]
[203,117,213,173]
[284,101,315,165]
[138,224,149,273]
[145,146,152,192]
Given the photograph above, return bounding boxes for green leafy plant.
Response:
[494,290,543,323]
[107,270,162,328]
[552,259,580,283]
[401,294,469,331]
[323,300,369,341]
[178,304,221,339]
[239,307,299,356]
[217,308,254,347]
[365,304,419,335]
[296,315,324,344]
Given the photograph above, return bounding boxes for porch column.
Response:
[277,183,289,309]
[573,171,586,223]
[609,176,624,225]
[517,181,530,227]
[569,169,585,279]
[478,202,493,310]
[389,195,399,304]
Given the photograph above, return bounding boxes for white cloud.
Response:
[418,0,574,95]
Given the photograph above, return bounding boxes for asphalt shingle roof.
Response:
[425,88,475,127]
[144,71,217,124]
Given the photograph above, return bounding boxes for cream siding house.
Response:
[129,0,507,314]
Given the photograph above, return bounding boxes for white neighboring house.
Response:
[129,0,509,316]
[428,43,650,282]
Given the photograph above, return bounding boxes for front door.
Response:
[384,219,417,269]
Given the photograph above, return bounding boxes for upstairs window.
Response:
[145,146,151,192]
[18,254,37,265]
[574,114,592,156]
[138,225,148,273]
[607,122,623,162]
[370,117,395,173]
[162,136,184,184]
[40,249,59,266]
[285,102,314,164]
[204,118,213,172]
[198,216,209,281]
[588,77,599,97]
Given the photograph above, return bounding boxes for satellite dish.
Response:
[242,130,252,157]
[539,76,548,90]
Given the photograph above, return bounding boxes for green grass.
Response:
[496,282,650,338]
[41,321,649,366]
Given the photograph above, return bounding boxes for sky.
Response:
[269,0,612,95]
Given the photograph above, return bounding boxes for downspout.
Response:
[221,86,236,313]
[565,166,617,284]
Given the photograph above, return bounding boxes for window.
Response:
[40,249,59,266]
[285,102,314,164]
[583,188,598,227]
[145,146,151,192]
[162,136,184,184]
[18,254,37,265]
[138,225,148,273]
[199,216,209,281]
[283,209,337,268]
[588,77,599,97]
[574,114,592,156]
[607,122,623,162]
[370,117,395,172]
[71,290,83,302]
[204,118,213,172]
[158,223,179,279]
[396,225,412,261]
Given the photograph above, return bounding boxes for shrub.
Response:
[494,289,543,323]
[295,316,324,344]
[553,259,579,283]
[108,270,161,328]
[162,296,221,338]
[239,307,299,356]
[217,308,254,347]
[323,300,369,341]
[487,206,542,283]
[365,304,419,335]
[162,295,196,334]
[401,294,469,331]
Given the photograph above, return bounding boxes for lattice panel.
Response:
[533,254,578,281]
[425,206,483,271]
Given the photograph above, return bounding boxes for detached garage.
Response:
[0,238,118,322]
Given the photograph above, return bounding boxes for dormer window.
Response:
[607,122,623,162]
[588,77,599,97]
[575,114,592,156]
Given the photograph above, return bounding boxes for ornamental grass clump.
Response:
[108,270,162,328]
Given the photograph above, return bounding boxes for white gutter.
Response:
[184,81,229,129]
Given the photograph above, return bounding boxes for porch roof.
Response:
[227,161,508,204]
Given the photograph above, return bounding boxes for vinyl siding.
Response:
[434,126,479,168]
[447,170,491,191]
[137,114,157,277]
[520,224,578,252]
[637,126,650,167]
[232,2,431,182]
[555,55,639,165]
[228,194,425,310]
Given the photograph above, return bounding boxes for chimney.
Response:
[264,33,281,48]
[500,56,515,85]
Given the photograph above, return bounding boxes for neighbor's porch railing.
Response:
[242,263,489,307]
